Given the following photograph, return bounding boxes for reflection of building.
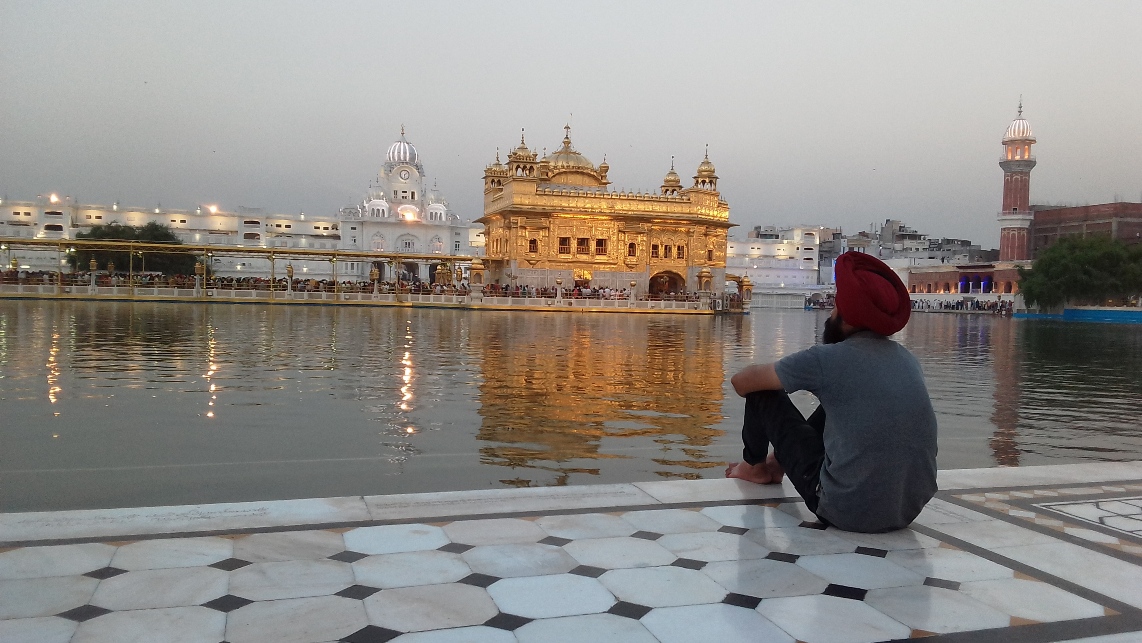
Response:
[470,313,727,485]
[989,318,1022,465]
[338,129,471,282]
[478,127,732,294]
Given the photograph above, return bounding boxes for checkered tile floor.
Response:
[3,466,1142,642]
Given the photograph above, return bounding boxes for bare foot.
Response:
[764,452,785,485]
[725,461,774,484]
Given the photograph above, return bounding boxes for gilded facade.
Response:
[477,127,732,294]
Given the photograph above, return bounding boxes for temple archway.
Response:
[649,271,685,295]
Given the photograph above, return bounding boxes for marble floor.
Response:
[3,462,1142,643]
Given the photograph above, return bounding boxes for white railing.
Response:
[0,284,719,312]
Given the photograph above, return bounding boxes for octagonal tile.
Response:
[0,544,115,581]
[344,524,450,555]
[535,513,637,540]
[442,518,546,546]
[563,537,675,569]
[90,566,228,611]
[702,558,829,599]
[599,566,726,607]
[230,559,353,601]
[462,543,577,578]
[0,575,99,619]
[72,606,224,643]
[226,595,368,643]
[364,582,498,632]
[487,573,615,619]
[233,529,345,563]
[110,537,232,571]
[353,550,471,589]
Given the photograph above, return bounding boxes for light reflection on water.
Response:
[0,300,1139,511]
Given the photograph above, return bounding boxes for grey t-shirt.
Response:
[775,331,938,532]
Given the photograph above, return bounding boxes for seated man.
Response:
[727,252,937,533]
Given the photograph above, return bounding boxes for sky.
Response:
[2,1,1139,247]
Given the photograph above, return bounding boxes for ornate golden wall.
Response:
[477,129,733,292]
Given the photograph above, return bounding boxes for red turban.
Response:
[834,252,911,336]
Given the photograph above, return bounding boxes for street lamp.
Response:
[370,265,380,295]
[286,263,294,294]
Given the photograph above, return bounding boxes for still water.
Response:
[1,300,1140,511]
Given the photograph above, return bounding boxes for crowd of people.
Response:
[911,298,1015,314]
[1,269,711,302]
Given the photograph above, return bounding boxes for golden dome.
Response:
[696,150,717,176]
[663,158,682,186]
[515,130,531,155]
[547,125,595,170]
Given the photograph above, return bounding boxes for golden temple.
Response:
[478,126,733,295]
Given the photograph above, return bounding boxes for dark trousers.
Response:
[742,391,827,515]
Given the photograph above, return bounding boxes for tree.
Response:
[1018,236,1141,309]
[69,222,197,275]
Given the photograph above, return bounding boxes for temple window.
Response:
[576,238,590,254]
[627,242,636,257]
[558,237,571,254]
[651,244,660,258]
[676,245,685,259]
[707,249,714,262]
[528,238,538,253]
[411,191,416,200]
[595,239,607,255]
[664,245,672,259]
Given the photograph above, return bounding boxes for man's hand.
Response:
[730,363,783,397]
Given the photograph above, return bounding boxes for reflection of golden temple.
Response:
[470,313,728,485]
[479,127,733,294]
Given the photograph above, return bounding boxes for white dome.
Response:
[387,131,419,164]
[1003,117,1034,142]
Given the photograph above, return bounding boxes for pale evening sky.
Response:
[1,1,1139,247]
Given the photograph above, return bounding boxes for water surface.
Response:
[1,300,1139,511]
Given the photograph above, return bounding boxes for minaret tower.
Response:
[998,100,1036,261]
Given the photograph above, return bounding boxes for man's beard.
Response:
[823,313,847,344]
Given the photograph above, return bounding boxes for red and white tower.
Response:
[998,100,1036,261]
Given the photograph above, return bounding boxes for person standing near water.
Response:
[726,251,938,533]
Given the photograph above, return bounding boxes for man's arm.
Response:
[730,362,784,397]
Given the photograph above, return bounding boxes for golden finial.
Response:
[704,144,709,160]
[401,124,405,136]
[520,128,526,146]
[495,147,501,163]
[670,155,675,171]
[1017,95,1023,118]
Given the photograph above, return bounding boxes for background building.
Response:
[478,127,733,295]
[0,131,475,279]
[337,129,471,282]
[725,225,823,287]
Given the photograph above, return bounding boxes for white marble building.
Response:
[337,129,470,281]
[725,225,823,288]
[0,130,472,279]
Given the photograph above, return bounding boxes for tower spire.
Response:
[1017,95,1023,118]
